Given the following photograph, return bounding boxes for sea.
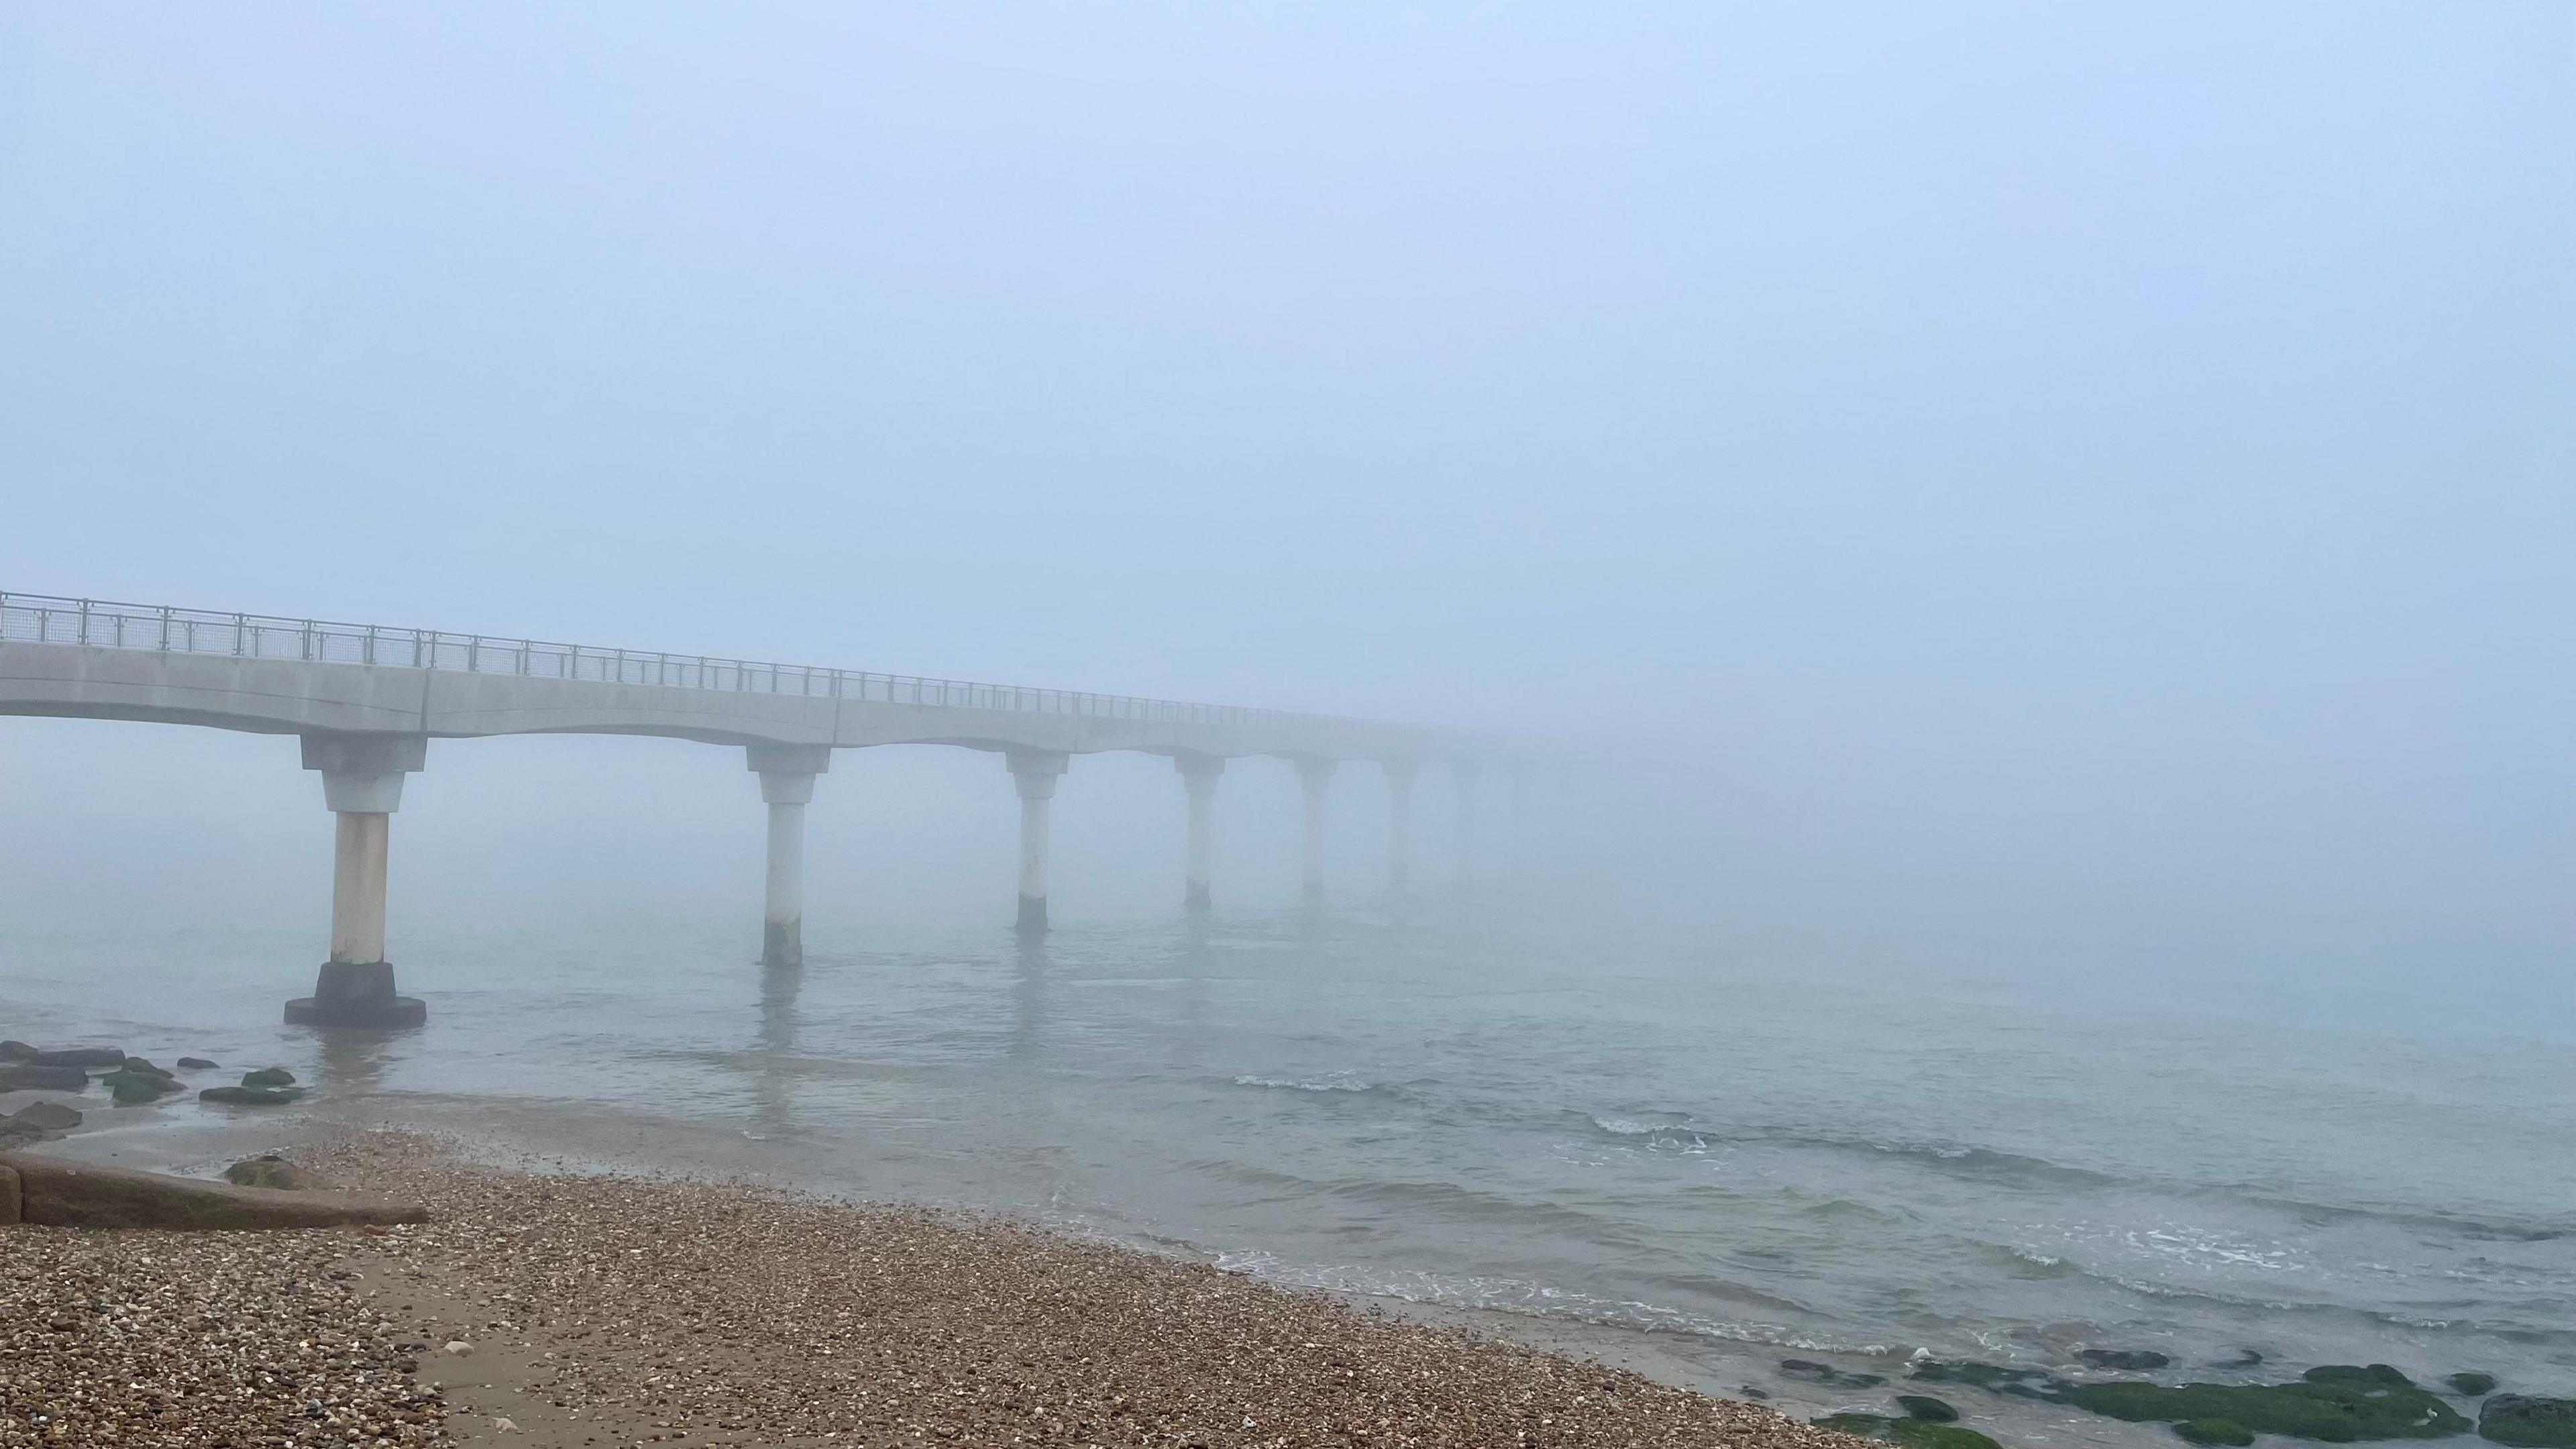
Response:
[4,882,2570,1442]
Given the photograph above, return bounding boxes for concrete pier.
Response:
[1008,749,1069,934]
[286,733,427,1029]
[748,744,830,967]
[1454,759,1481,882]
[1176,753,1223,909]
[1295,757,1336,897]
[1383,759,1417,890]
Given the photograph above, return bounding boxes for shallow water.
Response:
[4,885,2571,1434]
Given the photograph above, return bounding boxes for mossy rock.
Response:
[2449,1375,2498,1398]
[1911,1361,2068,1398]
[2481,1396,2576,1448]
[2177,1420,2257,1446]
[1782,1358,1888,1389]
[239,1067,297,1088]
[1813,1412,2002,1449]
[120,1056,176,1079]
[100,1068,182,1104]
[200,1084,303,1106]
[1898,1396,1961,1423]
[2056,1364,2469,1442]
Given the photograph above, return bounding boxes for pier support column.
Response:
[1009,750,1069,934]
[1175,753,1224,910]
[1454,759,1481,883]
[747,745,832,968]
[286,734,428,1029]
[1295,757,1336,898]
[1383,759,1417,890]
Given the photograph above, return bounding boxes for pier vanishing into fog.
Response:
[0,592,1507,1028]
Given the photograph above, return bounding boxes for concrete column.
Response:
[1009,749,1069,934]
[747,745,832,968]
[1295,757,1336,898]
[1175,753,1224,910]
[1383,759,1418,890]
[1454,759,1481,882]
[286,733,428,1030]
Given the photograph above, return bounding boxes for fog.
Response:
[2,4,2570,1033]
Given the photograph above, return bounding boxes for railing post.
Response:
[76,598,91,645]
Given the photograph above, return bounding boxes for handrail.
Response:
[0,591,1384,733]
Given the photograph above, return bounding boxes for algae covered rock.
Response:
[2451,1374,2498,1398]
[1897,1396,1960,1422]
[176,1056,219,1070]
[239,1067,297,1089]
[1814,1412,2002,1449]
[1909,1361,2068,1398]
[2176,1420,2256,1446]
[1782,1358,1888,1390]
[2058,1363,2469,1442]
[2481,1396,2576,1448]
[100,1067,183,1104]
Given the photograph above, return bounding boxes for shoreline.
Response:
[10,1090,2169,1449]
[6,1115,1862,1448]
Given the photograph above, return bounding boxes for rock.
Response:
[0,1040,34,1061]
[443,1340,474,1356]
[1739,1385,1770,1401]
[492,1417,518,1433]
[224,1155,329,1191]
[101,1068,182,1104]
[1814,1412,2002,1449]
[200,1083,303,1106]
[1909,1361,2067,1397]
[2451,1373,2499,1397]
[2483,1396,2576,1448]
[1898,1395,1961,1423]
[28,1047,125,1069]
[0,1153,428,1229]
[0,1119,45,1150]
[2176,1419,2255,1446]
[0,1162,17,1224]
[10,1102,81,1132]
[0,1065,89,1092]
[2082,1349,2174,1372]
[1781,1358,1887,1389]
[2214,1350,2265,1370]
[119,1057,176,1079]
[2056,1364,2469,1442]
[239,1067,297,1088]
[175,1057,219,1070]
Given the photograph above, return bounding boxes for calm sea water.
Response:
[5,885,2571,1417]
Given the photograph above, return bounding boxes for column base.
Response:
[1016,894,1049,934]
[284,961,425,1030]
[1185,883,1211,910]
[762,920,802,969]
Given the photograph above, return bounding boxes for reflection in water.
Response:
[1009,933,1049,1063]
[309,1024,396,1095]
[751,960,802,1139]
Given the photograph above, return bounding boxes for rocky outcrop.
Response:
[2483,1396,2576,1448]
[1,1153,425,1230]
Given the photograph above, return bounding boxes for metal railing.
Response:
[0,592,1372,732]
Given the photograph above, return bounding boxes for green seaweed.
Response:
[2057,1364,2469,1442]
[2176,1420,2256,1446]
[1813,1412,2002,1449]
[2481,1395,2576,1448]
[1908,1361,2069,1399]
[1897,1396,1960,1423]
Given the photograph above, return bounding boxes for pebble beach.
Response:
[1,1129,1866,1449]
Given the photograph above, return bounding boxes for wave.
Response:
[1571,1112,2575,1244]
[1232,1073,1378,1094]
